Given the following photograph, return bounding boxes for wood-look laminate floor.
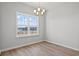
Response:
[1,41,79,56]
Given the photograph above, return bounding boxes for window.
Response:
[16,12,39,37]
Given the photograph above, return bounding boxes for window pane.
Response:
[17,14,28,26]
[18,27,28,32]
[30,27,37,31]
[17,12,28,33]
[16,12,39,36]
[29,16,39,27]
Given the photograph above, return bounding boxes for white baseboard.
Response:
[45,40,79,51]
[1,40,45,52]
[1,40,79,53]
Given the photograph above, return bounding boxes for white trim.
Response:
[1,40,45,52]
[1,40,79,53]
[45,40,79,51]
[16,33,39,37]
[16,11,40,37]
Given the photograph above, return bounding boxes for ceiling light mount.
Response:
[33,2,46,16]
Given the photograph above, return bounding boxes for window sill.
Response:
[16,33,39,37]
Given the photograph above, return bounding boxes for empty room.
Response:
[0,2,79,56]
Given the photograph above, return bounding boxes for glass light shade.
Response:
[37,8,41,11]
[41,12,44,15]
[34,10,36,13]
[36,12,39,15]
[42,9,45,12]
[33,8,45,16]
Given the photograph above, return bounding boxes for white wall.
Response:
[0,2,79,52]
[0,2,45,51]
[46,2,79,50]
[0,4,2,50]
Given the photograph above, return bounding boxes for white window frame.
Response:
[16,11,40,37]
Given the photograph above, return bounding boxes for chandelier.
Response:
[33,2,46,16]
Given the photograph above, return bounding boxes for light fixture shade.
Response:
[41,12,44,15]
[33,8,45,16]
[42,9,45,12]
[37,8,41,11]
[34,10,36,13]
[36,12,39,15]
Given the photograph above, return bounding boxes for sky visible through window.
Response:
[17,13,38,28]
